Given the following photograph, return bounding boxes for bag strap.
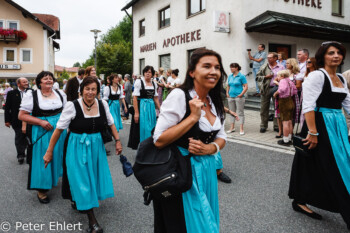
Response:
[98,100,109,128]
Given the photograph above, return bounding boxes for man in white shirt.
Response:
[62,79,68,92]
[65,68,85,101]
[296,49,309,81]
[52,81,59,90]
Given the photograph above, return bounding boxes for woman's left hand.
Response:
[115,141,123,155]
[188,138,215,155]
[303,134,318,149]
[124,107,128,113]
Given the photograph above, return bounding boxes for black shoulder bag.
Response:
[133,90,193,205]
[99,100,113,144]
[292,94,311,157]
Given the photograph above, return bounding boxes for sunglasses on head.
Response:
[321,41,342,46]
[307,61,312,63]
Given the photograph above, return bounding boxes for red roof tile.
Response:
[55,65,79,73]
[33,13,60,31]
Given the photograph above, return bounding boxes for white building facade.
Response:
[122,0,350,89]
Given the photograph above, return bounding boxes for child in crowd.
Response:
[273,70,298,146]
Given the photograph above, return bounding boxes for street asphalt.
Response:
[0,113,348,233]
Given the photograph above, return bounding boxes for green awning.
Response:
[245,11,350,42]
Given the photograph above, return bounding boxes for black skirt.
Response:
[288,112,350,225]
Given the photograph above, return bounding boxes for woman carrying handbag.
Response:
[152,48,227,233]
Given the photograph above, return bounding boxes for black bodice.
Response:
[32,90,63,117]
[174,90,220,149]
[316,71,347,110]
[139,80,155,99]
[69,99,106,134]
[108,85,120,100]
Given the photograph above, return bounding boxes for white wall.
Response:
[132,0,350,90]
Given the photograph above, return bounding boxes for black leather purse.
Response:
[133,137,193,205]
[292,107,311,157]
[99,100,113,144]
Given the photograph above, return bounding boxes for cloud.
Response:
[13,0,129,67]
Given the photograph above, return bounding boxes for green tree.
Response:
[73,62,81,67]
[82,15,132,76]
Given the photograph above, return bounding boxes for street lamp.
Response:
[90,29,101,70]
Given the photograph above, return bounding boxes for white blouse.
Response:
[302,68,350,114]
[153,88,227,144]
[56,98,114,129]
[20,89,67,113]
[133,77,158,97]
[103,85,125,100]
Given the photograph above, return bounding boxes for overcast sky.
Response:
[13,0,130,67]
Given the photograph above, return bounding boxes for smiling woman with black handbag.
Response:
[151,48,227,233]
[288,41,350,230]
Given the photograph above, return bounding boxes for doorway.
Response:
[269,43,292,59]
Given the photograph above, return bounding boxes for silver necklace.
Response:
[41,91,52,98]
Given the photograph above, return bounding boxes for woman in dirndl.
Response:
[43,76,122,233]
[128,65,160,149]
[103,74,127,132]
[289,41,350,230]
[18,71,67,204]
[152,48,227,233]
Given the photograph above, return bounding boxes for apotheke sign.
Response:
[284,0,322,9]
[140,29,202,53]
[0,64,21,70]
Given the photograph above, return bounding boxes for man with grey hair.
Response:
[296,49,309,81]
[4,77,30,164]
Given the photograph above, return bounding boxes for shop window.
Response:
[159,54,171,71]
[7,20,19,30]
[139,19,145,37]
[0,20,4,28]
[20,48,32,63]
[188,0,206,17]
[159,6,170,29]
[4,48,17,63]
[332,0,343,16]
[139,58,145,75]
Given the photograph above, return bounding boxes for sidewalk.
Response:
[0,108,295,153]
[224,109,295,153]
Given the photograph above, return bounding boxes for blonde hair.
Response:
[286,58,300,74]
[277,70,291,78]
[166,69,172,77]
[159,67,164,76]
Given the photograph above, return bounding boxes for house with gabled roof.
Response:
[0,0,60,84]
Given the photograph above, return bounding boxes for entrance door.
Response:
[269,43,291,59]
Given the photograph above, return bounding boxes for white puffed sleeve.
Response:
[132,79,142,96]
[119,85,125,99]
[56,101,76,129]
[302,71,324,113]
[215,121,227,141]
[153,88,187,143]
[102,99,114,125]
[20,91,34,113]
[103,86,110,100]
[341,74,350,114]
[153,81,159,97]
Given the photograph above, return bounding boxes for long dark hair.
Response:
[180,48,226,123]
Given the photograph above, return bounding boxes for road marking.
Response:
[226,138,295,155]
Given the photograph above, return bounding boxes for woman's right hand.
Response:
[40,120,53,131]
[189,96,204,121]
[43,151,53,168]
[303,134,318,149]
[134,113,139,123]
[226,93,230,98]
